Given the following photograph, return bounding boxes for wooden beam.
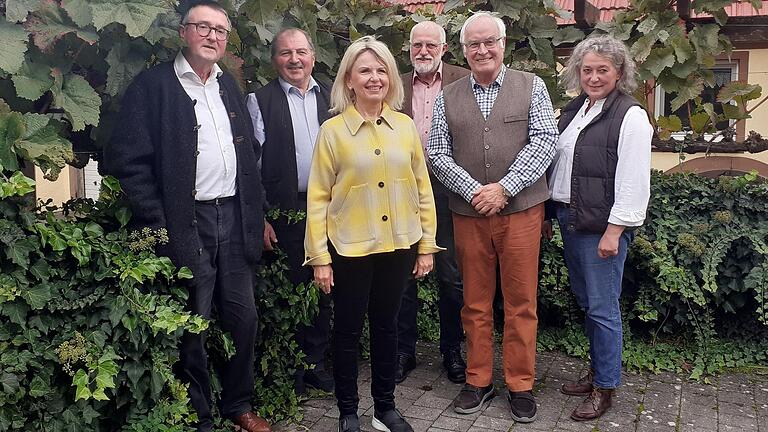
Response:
[573,0,600,29]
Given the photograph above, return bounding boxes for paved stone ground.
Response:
[273,341,768,432]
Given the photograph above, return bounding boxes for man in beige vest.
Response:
[426,11,558,423]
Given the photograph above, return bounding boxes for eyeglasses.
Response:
[411,41,444,51]
[463,37,503,51]
[183,22,230,41]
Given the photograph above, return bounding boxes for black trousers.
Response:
[398,181,464,356]
[178,199,258,431]
[271,212,332,369]
[331,245,417,416]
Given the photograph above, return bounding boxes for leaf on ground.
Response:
[23,2,98,52]
[51,69,101,131]
[0,21,29,74]
[90,0,173,37]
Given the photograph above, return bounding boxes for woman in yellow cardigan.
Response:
[304,36,441,432]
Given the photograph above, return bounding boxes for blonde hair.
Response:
[330,36,404,114]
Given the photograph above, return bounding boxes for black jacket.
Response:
[105,60,265,274]
[555,90,640,233]
[253,78,331,211]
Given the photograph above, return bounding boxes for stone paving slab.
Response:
[275,342,767,432]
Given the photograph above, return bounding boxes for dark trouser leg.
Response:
[330,250,373,416]
[274,214,332,369]
[214,201,258,418]
[368,247,417,412]
[432,183,464,354]
[396,277,419,358]
[179,200,257,429]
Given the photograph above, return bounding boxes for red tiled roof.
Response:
[388,0,768,22]
[556,0,768,24]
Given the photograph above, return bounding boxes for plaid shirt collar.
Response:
[470,66,506,91]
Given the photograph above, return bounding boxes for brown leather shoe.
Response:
[561,370,593,396]
[570,387,613,421]
[232,412,272,432]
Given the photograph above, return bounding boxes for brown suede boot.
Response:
[570,387,613,421]
[561,370,593,396]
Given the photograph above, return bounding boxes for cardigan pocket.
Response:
[393,178,419,236]
[333,184,375,244]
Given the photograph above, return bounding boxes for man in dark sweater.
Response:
[246,28,333,395]
[104,2,270,431]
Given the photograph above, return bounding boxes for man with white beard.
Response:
[396,20,470,385]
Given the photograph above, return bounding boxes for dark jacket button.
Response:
[378,182,384,188]
[382,215,388,221]
[374,149,381,155]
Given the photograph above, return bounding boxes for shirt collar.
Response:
[174,51,223,83]
[412,62,444,86]
[278,76,320,97]
[470,66,505,90]
[342,103,396,135]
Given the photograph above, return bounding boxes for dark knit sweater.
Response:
[105,60,265,275]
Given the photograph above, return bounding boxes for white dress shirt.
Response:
[549,97,652,227]
[246,77,321,192]
[173,51,237,201]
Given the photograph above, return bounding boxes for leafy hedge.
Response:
[0,174,315,430]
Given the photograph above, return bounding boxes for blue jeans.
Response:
[556,207,632,389]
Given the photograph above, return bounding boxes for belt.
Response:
[196,195,236,205]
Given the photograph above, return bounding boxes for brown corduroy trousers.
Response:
[452,203,543,391]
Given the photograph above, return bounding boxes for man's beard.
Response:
[413,57,440,76]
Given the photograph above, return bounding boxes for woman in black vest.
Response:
[544,34,652,421]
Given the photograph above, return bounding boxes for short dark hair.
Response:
[270,28,316,58]
[181,0,231,29]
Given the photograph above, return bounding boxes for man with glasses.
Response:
[246,28,334,395]
[396,20,469,385]
[427,11,558,423]
[105,1,270,431]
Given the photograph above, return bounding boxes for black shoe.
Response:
[372,409,413,432]
[442,349,466,383]
[394,354,416,384]
[453,383,495,414]
[304,366,334,392]
[339,413,361,432]
[507,390,537,423]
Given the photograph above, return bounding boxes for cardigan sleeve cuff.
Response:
[417,239,446,255]
[303,251,332,266]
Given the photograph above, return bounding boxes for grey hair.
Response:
[409,21,446,44]
[459,11,505,45]
[562,34,638,95]
[181,1,231,30]
[271,28,316,58]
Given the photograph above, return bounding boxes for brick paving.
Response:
[276,342,768,431]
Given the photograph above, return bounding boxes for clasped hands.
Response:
[470,183,509,216]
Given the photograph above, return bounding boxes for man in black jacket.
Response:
[246,27,333,394]
[104,2,270,431]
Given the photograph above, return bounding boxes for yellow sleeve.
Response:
[303,126,336,266]
[408,120,444,254]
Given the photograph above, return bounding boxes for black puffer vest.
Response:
[558,90,640,233]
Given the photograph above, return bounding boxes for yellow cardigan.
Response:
[303,104,442,266]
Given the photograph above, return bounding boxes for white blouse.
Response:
[548,97,653,227]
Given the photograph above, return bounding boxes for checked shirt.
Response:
[427,67,558,203]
